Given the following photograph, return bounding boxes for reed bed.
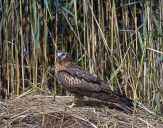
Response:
[0,0,163,116]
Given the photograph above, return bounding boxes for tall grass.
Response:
[0,0,162,113]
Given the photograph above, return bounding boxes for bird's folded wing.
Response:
[62,67,101,84]
[56,67,112,93]
[56,69,102,93]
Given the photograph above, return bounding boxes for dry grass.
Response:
[0,94,163,128]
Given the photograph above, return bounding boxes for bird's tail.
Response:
[107,93,133,113]
[92,91,133,113]
[112,96,133,113]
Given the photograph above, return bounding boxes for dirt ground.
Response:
[0,94,163,128]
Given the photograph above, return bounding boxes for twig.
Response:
[137,117,155,128]
[67,113,98,128]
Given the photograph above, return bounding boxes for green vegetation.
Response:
[0,0,162,115]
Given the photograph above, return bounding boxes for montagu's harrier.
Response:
[55,51,133,113]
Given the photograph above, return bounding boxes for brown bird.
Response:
[55,51,133,113]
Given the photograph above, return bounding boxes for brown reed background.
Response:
[0,0,163,113]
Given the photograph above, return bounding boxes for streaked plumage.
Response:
[55,51,133,113]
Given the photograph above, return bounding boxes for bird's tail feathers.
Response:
[92,91,133,113]
[108,95,133,113]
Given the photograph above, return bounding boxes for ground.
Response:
[0,94,163,128]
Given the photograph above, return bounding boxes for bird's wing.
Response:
[62,66,101,84]
[56,66,115,95]
[56,68,102,94]
[63,67,114,93]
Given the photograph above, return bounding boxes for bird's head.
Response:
[56,51,72,65]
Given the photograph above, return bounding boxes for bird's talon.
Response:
[66,102,76,109]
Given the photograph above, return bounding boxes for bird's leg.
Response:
[65,97,76,109]
[66,101,76,109]
[65,94,84,109]
[65,95,77,109]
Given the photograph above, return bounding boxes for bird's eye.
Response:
[60,53,67,59]
[61,53,65,56]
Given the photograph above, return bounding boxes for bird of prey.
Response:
[55,51,133,113]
